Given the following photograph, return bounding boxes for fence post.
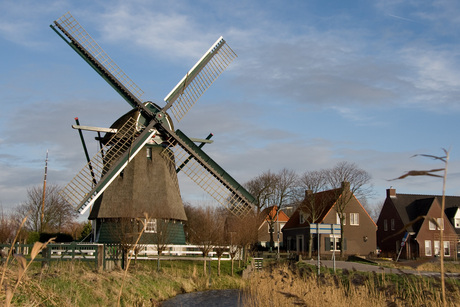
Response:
[97,245,104,272]
[41,246,49,269]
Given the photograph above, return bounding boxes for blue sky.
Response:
[2,0,460,216]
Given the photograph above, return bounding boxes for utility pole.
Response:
[40,150,49,233]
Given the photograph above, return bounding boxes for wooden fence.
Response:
[0,243,241,271]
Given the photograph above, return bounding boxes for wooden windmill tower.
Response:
[51,13,255,244]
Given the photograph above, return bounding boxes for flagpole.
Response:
[40,150,49,233]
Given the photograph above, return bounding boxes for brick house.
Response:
[376,188,459,259]
[257,206,289,248]
[282,182,377,256]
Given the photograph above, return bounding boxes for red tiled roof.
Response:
[283,188,342,229]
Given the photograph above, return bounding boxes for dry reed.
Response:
[242,263,460,307]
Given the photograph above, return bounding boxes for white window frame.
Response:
[267,223,274,234]
[144,219,157,233]
[444,241,450,257]
[336,213,346,225]
[299,213,305,224]
[350,213,359,226]
[429,219,436,230]
[437,218,444,230]
[425,240,432,256]
[329,235,341,251]
[434,241,440,256]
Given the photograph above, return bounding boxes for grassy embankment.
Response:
[243,261,460,307]
[2,259,247,306]
[3,257,460,306]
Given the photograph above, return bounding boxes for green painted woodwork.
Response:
[95,219,186,245]
[175,129,256,204]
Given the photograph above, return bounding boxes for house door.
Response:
[296,235,304,253]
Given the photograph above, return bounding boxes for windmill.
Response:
[51,12,255,243]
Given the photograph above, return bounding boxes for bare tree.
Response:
[153,219,172,271]
[298,170,330,258]
[325,161,372,257]
[246,168,298,248]
[14,185,77,234]
[244,170,277,216]
[0,208,14,243]
[232,213,259,265]
[184,204,223,275]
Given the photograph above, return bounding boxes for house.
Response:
[376,188,459,259]
[257,206,289,248]
[282,182,377,257]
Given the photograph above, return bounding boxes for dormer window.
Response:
[299,213,305,224]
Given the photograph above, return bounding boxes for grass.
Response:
[1,259,247,306]
[3,254,459,306]
[242,261,460,307]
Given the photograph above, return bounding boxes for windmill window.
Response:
[144,219,157,233]
[146,147,152,159]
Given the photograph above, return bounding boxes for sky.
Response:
[2,0,460,218]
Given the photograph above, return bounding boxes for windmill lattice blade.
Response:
[161,131,253,217]
[54,12,144,104]
[60,117,140,214]
[163,37,237,123]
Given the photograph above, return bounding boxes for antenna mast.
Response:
[41,150,48,232]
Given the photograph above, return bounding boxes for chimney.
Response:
[341,181,350,191]
[387,187,396,198]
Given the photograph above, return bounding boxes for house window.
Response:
[336,213,346,225]
[437,218,444,230]
[144,219,157,233]
[329,235,341,251]
[434,241,440,256]
[444,241,450,257]
[299,213,305,224]
[296,235,304,252]
[384,219,388,231]
[429,219,436,230]
[425,240,432,256]
[390,219,395,230]
[350,213,359,225]
[455,218,460,228]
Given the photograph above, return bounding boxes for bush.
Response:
[26,231,40,244]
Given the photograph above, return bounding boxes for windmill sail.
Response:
[163,37,237,123]
[60,118,157,214]
[51,12,151,115]
[53,12,255,217]
[162,129,255,216]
